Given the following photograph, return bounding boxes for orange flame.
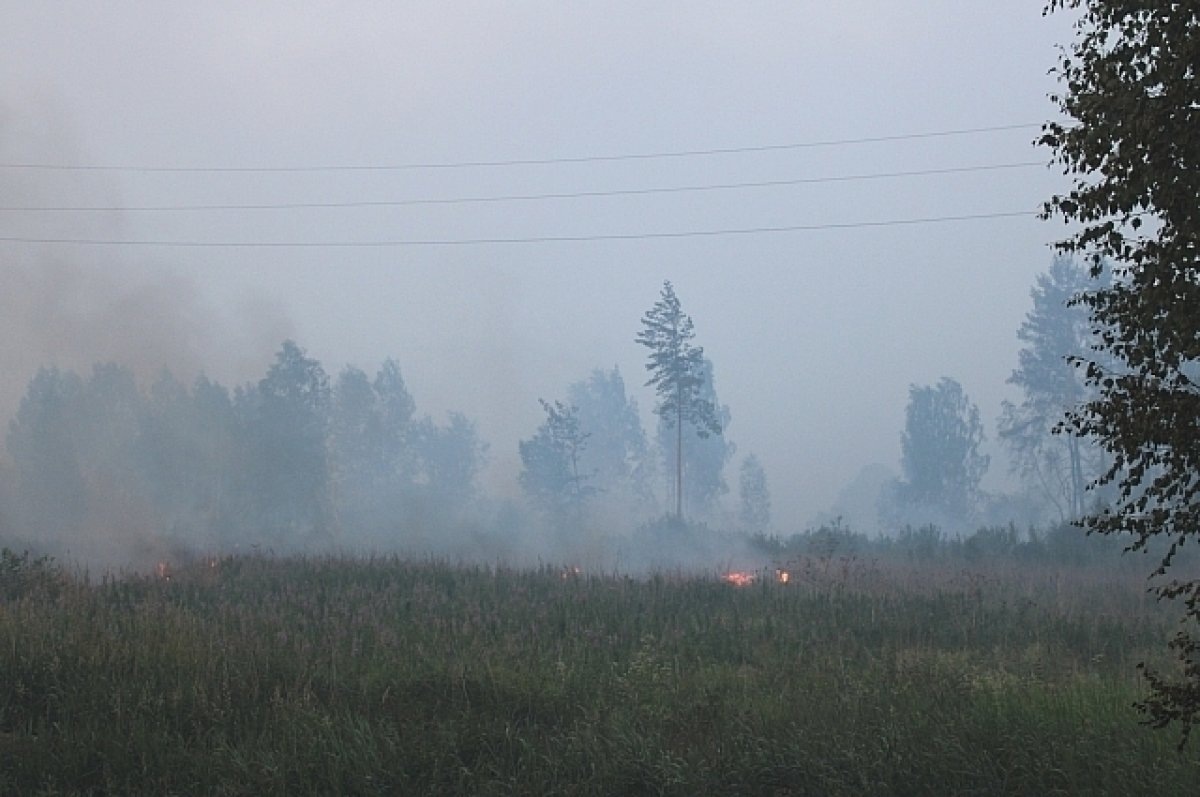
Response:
[776,569,790,584]
[721,570,756,587]
[155,561,173,581]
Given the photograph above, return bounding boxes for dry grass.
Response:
[0,549,1197,795]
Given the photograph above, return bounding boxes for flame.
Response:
[720,569,789,586]
[560,565,582,580]
[721,570,756,587]
[155,561,173,581]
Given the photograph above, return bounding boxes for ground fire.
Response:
[720,570,756,587]
[720,568,791,586]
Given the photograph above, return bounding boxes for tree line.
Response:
[876,255,1113,533]
[0,282,773,563]
[0,263,1138,562]
[1,342,487,560]
[875,1,1200,743]
[4,0,1194,745]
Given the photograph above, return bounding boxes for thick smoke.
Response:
[0,102,291,569]
[0,102,769,576]
[0,100,291,416]
[0,262,291,417]
[0,263,293,570]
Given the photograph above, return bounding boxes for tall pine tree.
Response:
[636,281,721,521]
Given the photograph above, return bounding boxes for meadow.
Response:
[1,541,1198,795]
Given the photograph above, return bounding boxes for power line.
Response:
[0,161,1045,213]
[0,123,1041,173]
[0,209,1035,247]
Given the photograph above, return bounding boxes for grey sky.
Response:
[0,2,1078,530]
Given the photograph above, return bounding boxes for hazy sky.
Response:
[0,2,1080,530]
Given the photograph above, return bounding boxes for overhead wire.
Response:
[0,210,1037,247]
[0,161,1046,213]
[0,122,1048,246]
[0,123,1042,173]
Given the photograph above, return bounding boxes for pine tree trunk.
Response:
[676,393,683,521]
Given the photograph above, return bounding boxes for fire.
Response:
[721,570,756,587]
[155,561,173,581]
[560,565,582,580]
[720,569,791,586]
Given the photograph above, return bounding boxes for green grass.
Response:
[0,551,1197,795]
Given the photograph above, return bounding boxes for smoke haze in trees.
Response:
[1,5,1091,566]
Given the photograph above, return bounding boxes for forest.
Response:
[0,261,1117,574]
[3,2,1200,792]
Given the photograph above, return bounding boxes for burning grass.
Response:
[720,569,756,586]
[0,550,1197,794]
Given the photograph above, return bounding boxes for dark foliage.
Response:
[1043,0,1200,746]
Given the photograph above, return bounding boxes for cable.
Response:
[0,161,1045,213]
[0,209,1036,247]
[0,123,1041,173]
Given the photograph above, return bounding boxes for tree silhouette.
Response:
[636,281,721,521]
[1043,0,1200,745]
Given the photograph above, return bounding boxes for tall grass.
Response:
[0,550,1197,795]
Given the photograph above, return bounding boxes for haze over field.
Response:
[0,3,1080,547]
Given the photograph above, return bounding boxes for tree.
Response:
[655,356,733,519]
[373,358,417,482]
[5,367,88,537]
[1042,1,1200,744]
[636,281,722,521]
[566,367,653,508]
[248,340,333,543]
[895,378,989,524]
[411,412,487,508]
[139,371,243,548]
[187,375,246,545]
[6,364,189,559]
[329,360,418,540]
[738,454,771,532]
[998,256,1110,521]
[330,366,380,490]
[518,400,594,522]
[329,361,416,493]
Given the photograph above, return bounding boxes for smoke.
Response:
[0,98,291,424]
[0,99,771,577]
[0,99,293,570]
[0,260,292,420]
[0,257,293,572]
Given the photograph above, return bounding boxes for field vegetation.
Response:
[1,530,1199,795]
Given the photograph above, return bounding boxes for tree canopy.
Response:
[998,256,1109,521]
[738,453,771,533]
[518,400,594,523]
[655,356,732,520]
[636,281,722,521]
[566,367,653,508]
[893,378,988,526]
[1042,0,1200,745]
[2,342,488,561]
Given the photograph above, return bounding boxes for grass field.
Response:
[1,547,1198,795]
